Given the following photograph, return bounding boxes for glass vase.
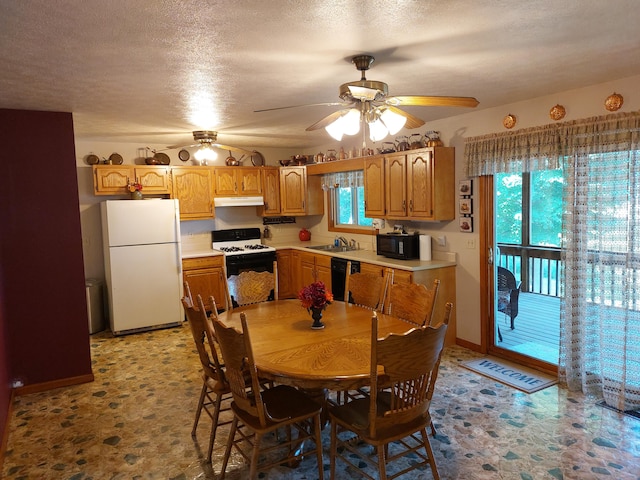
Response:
[131,190,143,200]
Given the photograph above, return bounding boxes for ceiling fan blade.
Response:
[255,102,351,113]
[305,109,352,131]
[213,143,253,154]
[384,106,426,129]
[387,95,479,108]
[164,142,200,150]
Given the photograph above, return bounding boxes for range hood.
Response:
[214,196,264,207]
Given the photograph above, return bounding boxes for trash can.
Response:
[85,278,105,334]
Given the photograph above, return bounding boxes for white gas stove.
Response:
[211,228,276,276]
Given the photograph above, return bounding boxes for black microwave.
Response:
[376,233,420,260]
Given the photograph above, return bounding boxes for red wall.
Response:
[0,109,93,441]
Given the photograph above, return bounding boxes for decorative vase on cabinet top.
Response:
[299,228,311,241]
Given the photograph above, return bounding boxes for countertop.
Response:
[181,241,456,272]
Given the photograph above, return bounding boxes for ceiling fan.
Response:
[256,55,479,141]
[151,130,252,163]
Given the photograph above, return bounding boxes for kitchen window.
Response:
[324,171,374,234]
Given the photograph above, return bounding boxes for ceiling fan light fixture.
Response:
[380,108,407,135]
[368,117,389,142]
[194,143,217,162]
[325,119,345,141]
[342,108,361,135]
[325,108,361,140]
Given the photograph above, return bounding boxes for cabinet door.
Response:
[171,167,215,220]
[214,168,238,196]
[364,157,385,218]
[391,268,413,285]
[276,250,294,298]
[385,155,407,218]
[315,264,332,290]
[406,151,433,219]
[360,262,385,277]
[280,167,307,214]
[183,266,226,312]
[93,166,131,195]
[134,166,171,194]
[239,168,262,195]
[260,167,281,215]
[300,259,316,287]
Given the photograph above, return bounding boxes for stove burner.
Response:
[219,246,244,252]
[244,244,269,250]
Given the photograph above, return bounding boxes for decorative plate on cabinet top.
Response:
[503,114,517,129]
[154,152,170,165]
[250,150,265,166]
[178,149,190,162]
[86,154,100,165]
[108,153,124,165]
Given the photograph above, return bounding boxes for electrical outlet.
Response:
[466,239,476,249]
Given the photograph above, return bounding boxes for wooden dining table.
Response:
[218,299,419,392]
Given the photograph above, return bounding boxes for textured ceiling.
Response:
[1,0,640,150]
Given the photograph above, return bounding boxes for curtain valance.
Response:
[463,110,640,177]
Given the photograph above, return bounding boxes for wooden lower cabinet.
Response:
[276,249,295,299]
[298,252,332,291]
[182,256,226,312]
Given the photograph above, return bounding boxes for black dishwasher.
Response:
[331,257,360,302]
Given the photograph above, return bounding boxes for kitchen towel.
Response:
[419,235,432,261]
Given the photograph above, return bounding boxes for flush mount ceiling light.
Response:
[255,54,479,143]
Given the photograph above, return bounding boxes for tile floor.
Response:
[2,324,640,479]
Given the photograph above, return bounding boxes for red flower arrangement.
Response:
[128,182,143,193]
[298,281,333,312]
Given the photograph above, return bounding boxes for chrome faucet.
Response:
[337,236,349,247]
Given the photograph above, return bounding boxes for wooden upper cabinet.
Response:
[214,167,263,196]
[384,154,408,218]
[363,157,385,218]
[93,165,132,195]
[406,151,433,219]
[93,165,171,195]
[134,166,171,194]
[259,167,281,215]
[239,168,262,195]
[214,167,238,196]
[171,166,215,220]
[280,166,323,216]
[408,148,454,221]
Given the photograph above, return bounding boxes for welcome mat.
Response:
[461,357,557,393]
[596,400,640,420]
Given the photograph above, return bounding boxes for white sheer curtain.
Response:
[464,110,640,411]
[321,170,364,190]
[559,112,640,411]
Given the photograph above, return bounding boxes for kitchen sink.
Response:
[306,244,359,253]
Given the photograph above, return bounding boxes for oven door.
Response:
[224,251,276,276]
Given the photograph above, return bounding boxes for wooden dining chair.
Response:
[344,262,391,312]
[226,261,278,310]
[385,278,440,327]
[212,312,324,479]
[181,293,232,464]
[329,305,451,480]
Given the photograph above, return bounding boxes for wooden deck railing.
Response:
[497,244,562,297]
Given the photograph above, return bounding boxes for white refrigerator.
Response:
[101,199,183,335]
